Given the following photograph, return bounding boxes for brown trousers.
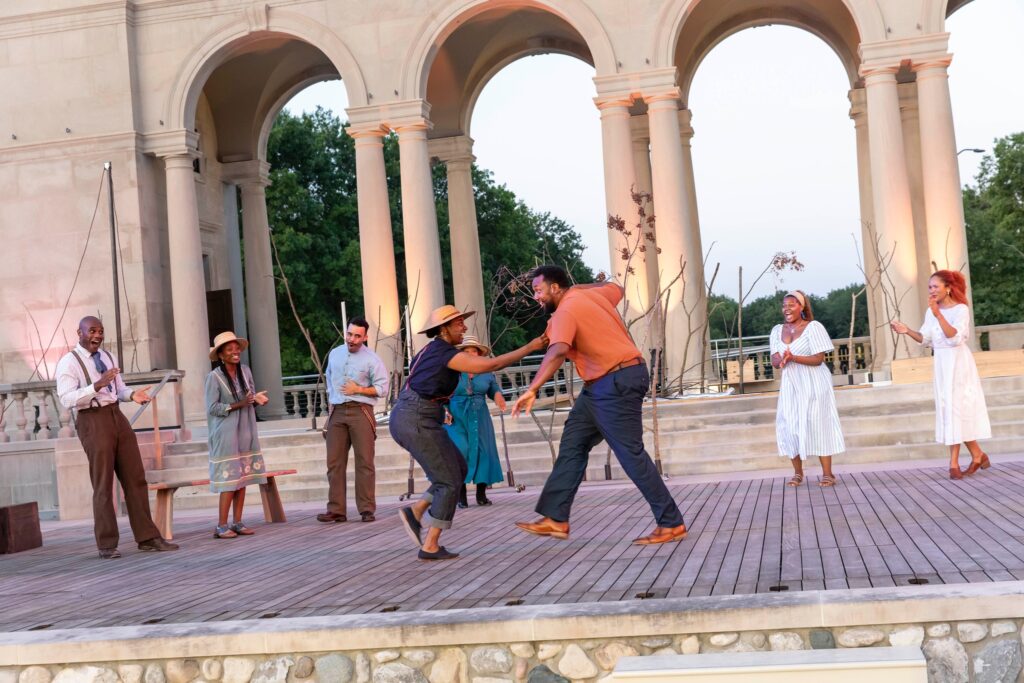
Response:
[76,403,161,550]
[325,402,377,515]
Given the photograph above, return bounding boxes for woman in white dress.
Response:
[890,270,991,480]
[770,291,845,487]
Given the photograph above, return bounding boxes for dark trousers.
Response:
[389,390,467,529]
[535,364,685,527]
[325,402,377,515]
[76,404,161,549]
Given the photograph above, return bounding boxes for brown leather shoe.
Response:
[515,518,569,540]
[98,548,121,559]
[138,537,179,552]
[316,512,347,523]
[633,524,687,545]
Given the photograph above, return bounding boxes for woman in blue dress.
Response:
[445,335,507,507]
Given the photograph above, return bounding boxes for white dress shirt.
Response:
[55,344,134,411]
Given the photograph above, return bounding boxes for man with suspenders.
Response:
[55,316,179,558]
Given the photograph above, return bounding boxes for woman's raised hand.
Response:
[890,320,910,335]
[528,334,549,353]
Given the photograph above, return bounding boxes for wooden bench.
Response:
[148,469,297,540]
[611,647,927,681]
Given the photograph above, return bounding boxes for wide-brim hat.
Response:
[417,305,475,334]
[456,334,490,356]
[209,331,249,361]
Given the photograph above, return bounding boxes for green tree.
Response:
[963,132,1024,325]
[264,107,592,374]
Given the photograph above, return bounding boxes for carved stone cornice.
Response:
[428,135,474,164]
[142,130,200,159]
[220,159,271,186]
[346,100,432,134]
[593,67,677,104]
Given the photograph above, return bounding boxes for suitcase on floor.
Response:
[0,502,43,554]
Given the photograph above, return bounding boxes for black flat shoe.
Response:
[399,507,422,547]
[476,497,492,506]
[456,501,469,509]
[418,546,459,561]
[98,548,121,559]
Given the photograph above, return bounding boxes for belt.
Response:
[584,357,644,387]
[77,402,119,414]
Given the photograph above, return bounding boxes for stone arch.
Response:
[165,9,367,133]
[458,46,593,138]
[255,71,340,162]
[927,0,975,32]
[401,0,617,103]
[652,0,885,74]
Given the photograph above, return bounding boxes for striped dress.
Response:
[770,321,846,459]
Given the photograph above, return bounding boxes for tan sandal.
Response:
[787,473,804,487]
[819,474,837,487]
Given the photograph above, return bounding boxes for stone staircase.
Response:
[150,375,1024,511]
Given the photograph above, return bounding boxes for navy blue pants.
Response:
[535,364,685,527]
[389,390,467,529]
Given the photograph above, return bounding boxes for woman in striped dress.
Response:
[769,291,845,487]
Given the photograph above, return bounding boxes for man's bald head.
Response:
[78,316,104,352]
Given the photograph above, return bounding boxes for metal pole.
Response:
[105,162,124,366]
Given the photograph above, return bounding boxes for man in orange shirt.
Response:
[512,265,687,545]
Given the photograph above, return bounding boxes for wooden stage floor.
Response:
[4,459,1024,633]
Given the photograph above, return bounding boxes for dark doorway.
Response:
[207,289,235,347]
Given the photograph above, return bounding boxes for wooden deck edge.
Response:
[4,580,1024,666]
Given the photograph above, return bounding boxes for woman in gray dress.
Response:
[206,332,269,538]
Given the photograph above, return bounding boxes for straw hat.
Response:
[417,305,475,334]
[209,331,249,361]
[456,334,490,356]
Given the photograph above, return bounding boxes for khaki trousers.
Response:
[325,402,377,515]
[76,403,161,549]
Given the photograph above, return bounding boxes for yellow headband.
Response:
[785,290,806,309]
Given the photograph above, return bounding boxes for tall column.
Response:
[395,115,446,347]
[645,92,708,385]
[238,167,285,419]
[596,96,651,342]
[630,114,661,345]
[222,183,249,365]
[849,88,890,369]
[677,108,708,373]
[914,56,973,299]
[162,153,212,424]
[898,83,932,297]
[349,124,402,371]
[431,136,488,343]
[861,65,923,357]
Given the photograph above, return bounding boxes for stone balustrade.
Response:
[0,370,186,442]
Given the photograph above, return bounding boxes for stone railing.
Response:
[0,370,186,442]
[281,358,579,419]
[710,335,873,384]
[978,322,1024,351]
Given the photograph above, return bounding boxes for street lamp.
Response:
[957,147,985,156]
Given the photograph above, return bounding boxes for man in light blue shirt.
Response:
[318,316,390,523]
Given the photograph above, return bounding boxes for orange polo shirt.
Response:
[545,283,642,382]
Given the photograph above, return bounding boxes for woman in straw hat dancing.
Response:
[206,331,270,538]
[445,335,507,508]
[391,306,546,560]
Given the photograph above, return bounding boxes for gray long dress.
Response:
[205,365,267,493]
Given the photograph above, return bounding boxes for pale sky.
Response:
[285,0,1024,301]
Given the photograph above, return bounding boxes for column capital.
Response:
[594,95,635,112]
[220,159,271,187]
[912,54,953,76]
[642,87,682,106]
[678,108,694,138]
[848,87,868,122]
[428,135,475,164]
[144,129,199,159]
[629,114,650,144]
[859,63,900,86]
[858,33,950,68]
[346,122,390,140]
